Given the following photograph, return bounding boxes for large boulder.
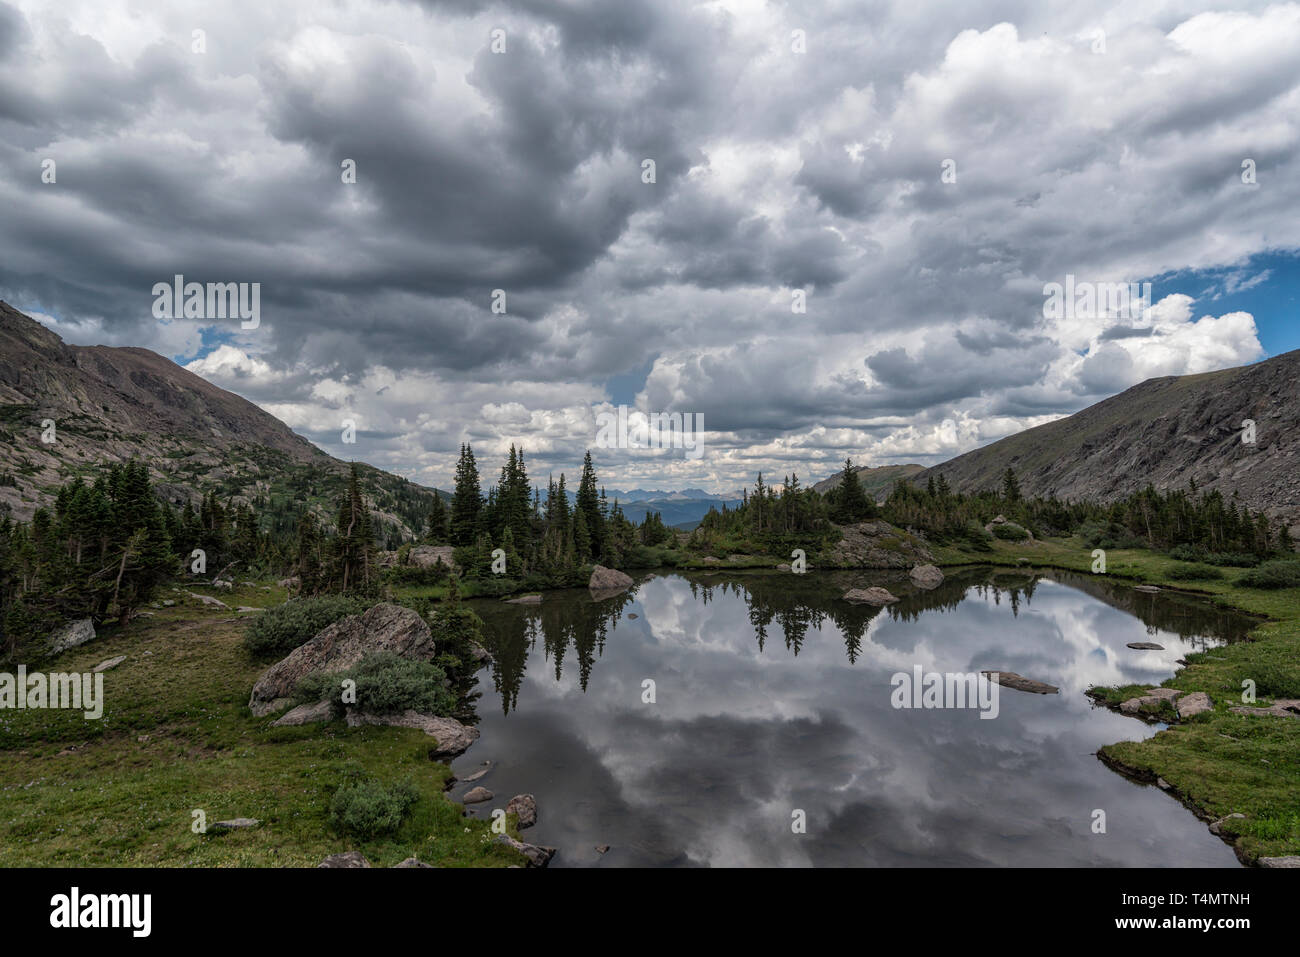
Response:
[248,603,436,716]
[319,851,371,868]
[588,565,633,594]
[47,619,96,656]
[344,709,479,758]
[409,545,457,572]
[909,564,944,589]
[825,521,935,569]
[1176,691,1213,719]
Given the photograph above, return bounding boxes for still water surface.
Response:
[454,568,1255,867]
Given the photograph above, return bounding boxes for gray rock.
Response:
[1230,698,1300,718]
[409,545,457,573]
[495,834,555,867]
[1259,856,1300,868]
[463,786,493,804]
[1134,585,1161,593]
[212,579,234,591]
[981,671,1059,694]
[1209,812,1245,835]
[1126,642,1165,650]
[596,844,610,854]
[909,564,945,589]
[277,576,300,589]
[188,592,229,608]
[506,793,537,829]
[211,818,259,830]
[319,851,371,868]
[505,594,542,604]
[843,587,898,605]
[588,565,633,593]
[459,763,492,783]
[344,709,479,758]
[1176,691,1213,719]
[162,600,176,607]
[249,603,436,716]
[394,857,434,868]
[271,700,334,726]
[93,655,127,672]
[826,521,936,569]
[47,619,96,655]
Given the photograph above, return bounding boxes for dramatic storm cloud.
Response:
[1,0,1296,491]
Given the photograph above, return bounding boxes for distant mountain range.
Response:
[916,349,1300,532]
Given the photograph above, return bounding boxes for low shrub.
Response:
[1238,560,1300,590]
[329,778,419,840]
[296,651,454,717]
[243,595,369,657]
[991,522,1030,541]
[1165,563,1224,581]
[1203,552,1262,568]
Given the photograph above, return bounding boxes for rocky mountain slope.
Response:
[0,301,438,539]
[917,350,1300,531]
[813,464,925,501]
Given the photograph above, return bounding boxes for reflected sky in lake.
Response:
[455,569,1254,867]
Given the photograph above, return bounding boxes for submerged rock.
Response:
[981,671,1059,695]
[505,594,542,604]
[843,587,899,605]
[1134,585,1161,593]
[249,603,436,716]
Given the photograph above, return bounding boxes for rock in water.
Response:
[248,603,436,716]
[495,834,556,867]
[843,587,899,605]
[47,619,96,655]
[1126,642,1165,650]
[505,594,542,604]
[909,564,945,589]
[980,671,1059,694]
[344,710,480,758]
[1134,585,1161,593]
[588,565,633,593]
[319,851,371,868]
[507,793,537,828]
[463,786,493,804]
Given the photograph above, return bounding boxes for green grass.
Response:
[936,535,1300,862]
[0,584,525,867]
